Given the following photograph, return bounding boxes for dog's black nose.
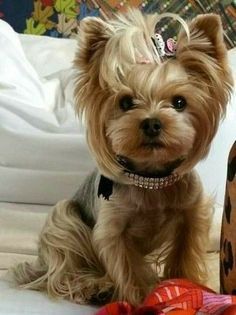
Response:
[140,118,162,137]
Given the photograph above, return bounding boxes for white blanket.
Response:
[0,20,94,204]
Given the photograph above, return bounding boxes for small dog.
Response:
[14,9,233,306]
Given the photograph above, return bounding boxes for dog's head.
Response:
[75,9,233,183]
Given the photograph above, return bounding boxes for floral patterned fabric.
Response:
[95,279,236,315]
[0,1,235,47]
[0,0,97,37]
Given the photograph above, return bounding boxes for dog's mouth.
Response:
[117,155,184,178]
[142,142,164,150]
[141,140,164,149]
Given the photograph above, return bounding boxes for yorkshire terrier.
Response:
[14,9,233,306]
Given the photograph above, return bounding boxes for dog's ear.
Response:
[74,17,114,116]
[176,14,233,112]
[176,14,228,65]
[76,17,113,68]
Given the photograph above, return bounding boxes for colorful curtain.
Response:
[0,1,235,47]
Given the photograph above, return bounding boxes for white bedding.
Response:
[0,20,94,205]
[0,279,97,315]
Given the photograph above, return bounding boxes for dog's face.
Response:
[75,10,233,181]
[105,61,197,175]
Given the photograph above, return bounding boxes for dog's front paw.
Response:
[89,288,114,305]
[72,275,115,305]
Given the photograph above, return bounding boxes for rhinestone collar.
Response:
[125,172,182,190]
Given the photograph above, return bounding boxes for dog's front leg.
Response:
[163,195,212,284]
[93,200,150,306]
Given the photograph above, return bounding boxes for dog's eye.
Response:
[172,96,187,112]
[119,96,134,111]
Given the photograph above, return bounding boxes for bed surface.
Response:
[0,202,49,278]
[0,278,98,315]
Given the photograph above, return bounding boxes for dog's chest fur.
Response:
[74,169,198,254]
[111,183,182,254]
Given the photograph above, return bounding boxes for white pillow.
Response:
[0,21,94,204]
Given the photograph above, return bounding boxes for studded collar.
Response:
[124,171,182,190]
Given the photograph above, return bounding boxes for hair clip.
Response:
[151,33,176,58]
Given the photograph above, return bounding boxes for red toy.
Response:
[96,279,236,315]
